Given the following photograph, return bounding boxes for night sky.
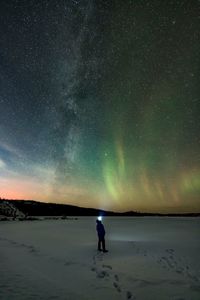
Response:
[0,0,199,213]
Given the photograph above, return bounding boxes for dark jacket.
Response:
[96,221,105,237]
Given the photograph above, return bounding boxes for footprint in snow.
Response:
[102,264,112,270]
[113,281,121,293]
[97,270,109,279]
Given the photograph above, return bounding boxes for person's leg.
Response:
[98,238,101,251]
[102,238,105,251]
[102,237,108,252]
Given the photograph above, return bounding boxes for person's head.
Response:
[96,219,101,224]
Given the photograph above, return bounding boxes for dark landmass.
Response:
[0,198,200,219]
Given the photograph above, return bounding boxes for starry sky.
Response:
[0,0,199,213]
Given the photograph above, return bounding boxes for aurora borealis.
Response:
[0,1,199,213]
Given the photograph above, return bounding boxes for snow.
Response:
[0,217,200,300]
[0,201,25,219]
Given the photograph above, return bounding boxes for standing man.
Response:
[96,219,108,252]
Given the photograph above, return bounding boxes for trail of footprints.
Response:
[91,252,135,299]
[0,237,40,255]
[0,237,79,267]
[132,242,200,286]
[158,249,199,284]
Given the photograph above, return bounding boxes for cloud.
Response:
[0,158,6,169]
[0,141,23,158]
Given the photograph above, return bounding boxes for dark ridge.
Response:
[0,198,200,217]
[0,198,120,217]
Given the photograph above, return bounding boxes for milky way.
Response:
[0,1,199,212]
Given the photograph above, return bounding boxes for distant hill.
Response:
[0,198,200,218]
[0,198,124,218]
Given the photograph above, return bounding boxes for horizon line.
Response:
[1,197,200,215]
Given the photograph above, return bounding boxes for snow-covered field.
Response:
[0,217,200,300]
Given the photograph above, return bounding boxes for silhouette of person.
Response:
[96,219,108,252]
